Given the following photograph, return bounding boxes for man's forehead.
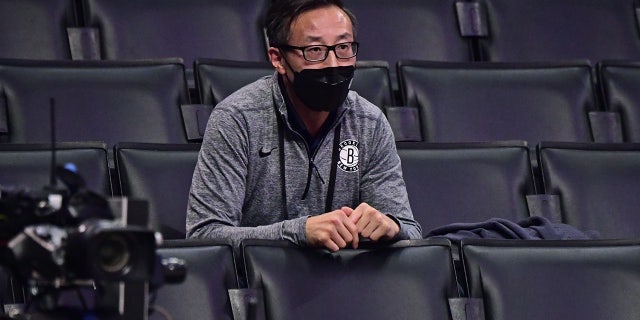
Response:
[288,6,353,42]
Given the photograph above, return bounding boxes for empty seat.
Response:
[115,143,200,239]
[154,239,238,320]
[474,0,640,62]
[538,142,640,239]
[242,239,458,320]
[81,0,270,86]
[598,60,640,142]
[195,59,395,107]
[398,61,597,146]
[0,59,190,148]
[350,60,395,107]
[343,0,472,86]
[0,142,111,196]
[0,0,77,60]
[461,239,640,320]
[397,141,535,233]
[195,59,273,106]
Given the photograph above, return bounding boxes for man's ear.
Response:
[268,47,287,75]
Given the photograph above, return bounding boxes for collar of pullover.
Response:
[277,74,338,156]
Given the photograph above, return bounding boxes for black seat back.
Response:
[115,143,200,239]
[398,61,597,145]
[477,0,640,62]
[462,239,640,320]
[0,0,77,60]
[398,141,535,233]
[0,59,190,148]
[155,239,238,320]
[538,141,640,239]
[242,239,457,320]
[0,142,111,196]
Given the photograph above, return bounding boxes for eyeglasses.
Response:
[279,41,359,62]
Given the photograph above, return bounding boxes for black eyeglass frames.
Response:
[278,41,359,62]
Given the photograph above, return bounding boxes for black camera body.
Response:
[0,166,166,319]
[8,219,156,284]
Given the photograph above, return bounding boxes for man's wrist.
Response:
[385,214,402,237]
[281,216,309,245]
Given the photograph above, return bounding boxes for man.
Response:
[186,0,422,251]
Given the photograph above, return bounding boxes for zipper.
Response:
[277,108,346,202]
[301,136,327,200]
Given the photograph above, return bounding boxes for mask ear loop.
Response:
[278,49,298,84]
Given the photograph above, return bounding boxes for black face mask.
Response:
[290,65,355,112]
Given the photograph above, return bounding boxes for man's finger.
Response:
[335,220,355,246]
[369,224,388,241]
[324,239,340,252]
[342,206,354,215]
[345,206,362,224]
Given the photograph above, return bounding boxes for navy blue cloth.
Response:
[425,216,599,242]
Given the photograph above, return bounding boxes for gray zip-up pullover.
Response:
[186,73,422,247]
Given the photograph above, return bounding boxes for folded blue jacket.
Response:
[425,216,600,242]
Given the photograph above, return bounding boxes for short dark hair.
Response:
[265,0,357,47]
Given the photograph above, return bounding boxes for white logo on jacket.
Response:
[338,139,359,172]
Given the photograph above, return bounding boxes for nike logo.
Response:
[259,146,277,158]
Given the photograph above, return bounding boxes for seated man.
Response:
[186,0,422,251]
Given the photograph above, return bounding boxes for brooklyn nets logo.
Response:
[338,139,359,172]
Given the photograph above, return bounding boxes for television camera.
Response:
[0,164,185,319]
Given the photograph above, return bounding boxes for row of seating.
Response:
[150,238,640,319]
[4,58,640,151]
[4,0,640,76]
[2,141,640,241]
[0,0,269,62]
[194,58,640,147]
[0,58,394,150]
[400,141,640,239]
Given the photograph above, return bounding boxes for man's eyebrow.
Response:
[304,35,323,43]
[303,33,354,43]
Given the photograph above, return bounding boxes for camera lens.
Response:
[96,233,131,274]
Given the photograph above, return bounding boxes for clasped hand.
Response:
[305,203,400,252]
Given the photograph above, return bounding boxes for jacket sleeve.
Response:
[185,106,307,247]
[359,111,423,240]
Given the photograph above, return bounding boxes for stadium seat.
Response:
[350,60,395,107]
[398,61,597,147]
[0,142,111,196]
[598,60,640,142]
[461,239,640,320]
[343,0,473,87]
[538,142,640,239]
[0,0,77,60]
[154,239,238,320]
[473,0,640,63]
[0,59,190,149]
[241,238,458,320]
[397,141,535,233]
[114,143,200,240]
[195,59,273,106]
[81,0,270,87]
